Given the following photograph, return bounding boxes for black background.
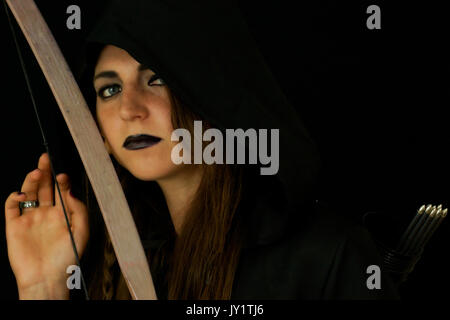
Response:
[0,0,448,300]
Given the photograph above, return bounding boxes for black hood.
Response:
[82,0,321,248]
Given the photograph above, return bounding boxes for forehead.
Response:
[95,45,139,71]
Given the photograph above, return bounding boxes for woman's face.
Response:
[93,45,184,181]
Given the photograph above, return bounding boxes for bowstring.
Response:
[4,0,89,300]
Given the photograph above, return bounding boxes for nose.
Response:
[119,87,150,121]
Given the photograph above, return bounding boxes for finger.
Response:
[37,153,54,205]
[66,192,89,248]
[20,169,41,201]
[5,192,27,222]
[66,192,88,226]
[54,173,71,209]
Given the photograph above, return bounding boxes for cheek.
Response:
[96,105,108,134]
[96,108,119,145]
[153,92,174,132]
[162,107,174,133]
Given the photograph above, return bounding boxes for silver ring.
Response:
[19,200,39,209]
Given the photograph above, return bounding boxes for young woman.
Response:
[4,0,399,300]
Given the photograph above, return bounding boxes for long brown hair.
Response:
[82,88,245,299]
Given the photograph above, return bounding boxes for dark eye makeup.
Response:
[97,84,121,99]
[148,74,165,86]
[96,74,166,99]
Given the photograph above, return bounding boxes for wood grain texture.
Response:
[6,0,157,300]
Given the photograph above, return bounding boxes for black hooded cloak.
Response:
[81,0,399,299]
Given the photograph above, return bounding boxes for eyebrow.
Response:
[93,64,151,82]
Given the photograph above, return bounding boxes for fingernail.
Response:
[18,192,25,195]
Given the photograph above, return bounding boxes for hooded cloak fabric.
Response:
[82,0,399,299]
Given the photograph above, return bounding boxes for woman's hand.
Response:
[4,153,89,299]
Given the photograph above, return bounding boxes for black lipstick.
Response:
[123,134,162,150]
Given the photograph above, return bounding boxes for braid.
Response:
[101,232,117,300]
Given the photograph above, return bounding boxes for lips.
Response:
[123,134,162,150]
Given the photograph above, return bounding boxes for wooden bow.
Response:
[5,0,157,300]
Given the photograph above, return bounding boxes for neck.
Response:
[157,165,203,235]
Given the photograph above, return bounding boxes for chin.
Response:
[128,164,184,182]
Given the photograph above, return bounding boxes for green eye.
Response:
[99,84,122,98]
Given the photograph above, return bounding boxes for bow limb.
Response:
[6,0,157,300]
